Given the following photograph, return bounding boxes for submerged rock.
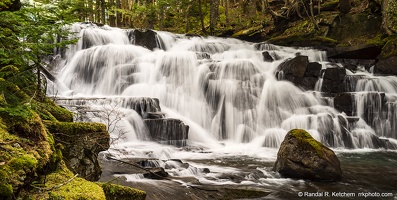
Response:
[273,129,342,182]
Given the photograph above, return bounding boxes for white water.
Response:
[49,23,397,185]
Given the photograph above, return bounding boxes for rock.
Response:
[128,29,159,50]
[143,167,169,180]
[121,97,161,117]
[320,68,346,93]
[327,44,382,60]
[382,0,397,35]
[144,118,189,147]
[304,62,322,77]
[45,121,110,181]
[334,92,354,116]
[375,56,397,75]
[143,112,165,119]
[339,0,352,14]
[277,55,309,78]
[262,51,274,62]
[273,129,342,182]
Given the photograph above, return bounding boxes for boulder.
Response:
[320,68,346,93]
[128,29,159,50]
[277,55,309,78]
[334,92,355,116]
[375,56,397,75]
[144,118,189,147]
[273,129,342,182]
[262,51,274,62]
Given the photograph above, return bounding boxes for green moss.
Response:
[8,154,38,171]
[0,183,13,199]
[378,35,397,59]
[232,25,263,37]
[289,129,328,156]
[33,99,73,122]
[45,121,107,136]
[100,183,146,200]
[44,164,106,200]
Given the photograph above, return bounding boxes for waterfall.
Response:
[50,22,397,150]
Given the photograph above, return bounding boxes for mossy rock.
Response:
[378,35,397,59]
[99,183,146,200]
[273,129,342,182]
[33,99,73,122]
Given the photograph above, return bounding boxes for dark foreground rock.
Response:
[273,129,342,182]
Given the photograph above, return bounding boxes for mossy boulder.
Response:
[45,121,110,181]
[273,129,342,182]
[100,183,146,200]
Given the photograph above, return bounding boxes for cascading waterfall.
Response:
[50,23,397,151]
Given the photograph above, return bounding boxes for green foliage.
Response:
[0,183,13,199]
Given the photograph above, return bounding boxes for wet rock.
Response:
[273,129,342,182]
[277,55,309,78]
[143,167,169,180]
[143,112,165,119]
[196,52,211,59]
[128,29,159,50]
[334,92,354,116]
[262,51,274,62]
[121,97,161,117]
[375,56,397,75]
[321,68,346,93]
[144,118,189,147]
[304,62,322,77]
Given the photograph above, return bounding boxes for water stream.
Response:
[48,23,397,199]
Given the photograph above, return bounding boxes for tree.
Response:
[0,0,78,99]
[210,0,220,35]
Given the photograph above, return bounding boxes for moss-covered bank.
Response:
[0,71,146,199]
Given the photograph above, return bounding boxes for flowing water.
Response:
[48,23,397,199]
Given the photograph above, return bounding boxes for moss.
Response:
[0,183,13,199]
[0,78,29,105]
[289,129,328,156]
[33,99,73,122]
[8,154,38,171]
[45,121,107,136]
[378,35,397,59]
[232,25,263,37]
[99,183,146,200]
[43,163,106,200]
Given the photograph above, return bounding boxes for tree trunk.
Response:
[116,0,121,26]
[88,0,93,21]
[101,0,106,24]
[198,0,207,34]
[109,0,116,26]
[210,0,220,35]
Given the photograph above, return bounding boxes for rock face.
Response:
[276,55,322,90]
[45,121,110,181]
[273,129,342,182]
[128,29,159,50]
[144,118,189,147]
